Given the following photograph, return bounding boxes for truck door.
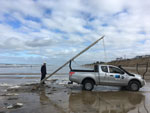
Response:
[99,66,109,84]
[106,66,126,85]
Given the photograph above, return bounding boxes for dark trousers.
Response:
[41,73,46,81]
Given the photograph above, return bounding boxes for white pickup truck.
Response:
[69,63,146,91]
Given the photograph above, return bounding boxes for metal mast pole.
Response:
[40,35,105,84]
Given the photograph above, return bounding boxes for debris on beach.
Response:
[1,93,19,96]
[23,83,39,86]
[7,83,39,92]
[7,103,23,109]
[48,79,58,83]
[0,83,11,87]
[47,92,53,94]
[7,97,18,100]
[9,85,20,89]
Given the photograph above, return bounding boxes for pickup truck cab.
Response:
[69,64,146,91]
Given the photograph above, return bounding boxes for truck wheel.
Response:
[129,81,140,91]
[83,79,94,91]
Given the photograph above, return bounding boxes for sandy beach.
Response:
[0,64,150,113]
[0,78,150,113]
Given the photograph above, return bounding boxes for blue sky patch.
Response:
[25,16,41,23]
[88,17,95,22]
[44,8,52,17]
[45,9,52,15]
[138,31,146,35]
[80,11,95,22]
[62,36,69,40]
[84,25,94,30]
[113,8,128,17]
[6,19,21,29]
[101,23,108,27]
[74,32,84,37]
[139,40,145,44]
[51,29,66,34]
[3,13,21,28]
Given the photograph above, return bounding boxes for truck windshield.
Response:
[118,66,134,76]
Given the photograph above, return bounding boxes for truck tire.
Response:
[128,81,140,91]
[83,79,94,91]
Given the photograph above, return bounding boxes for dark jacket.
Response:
[41,65,47,75]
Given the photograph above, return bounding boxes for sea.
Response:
[0,63,88,87]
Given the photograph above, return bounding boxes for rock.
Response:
[7,97,18,100]
[7,103,23,109]
[46,86,51,88]
[7,105,13,109]
[4,103,8,105]
[1,93,19,96]
[47,92,52,94]
[16,103,23,106]
[52,89,57,91]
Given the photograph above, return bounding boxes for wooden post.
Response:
[40,35,105,84]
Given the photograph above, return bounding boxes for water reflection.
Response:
[69,91,145,113]
[38,87,66,113]
[39,87,49,105]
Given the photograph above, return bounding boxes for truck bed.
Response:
[70,69,95,72]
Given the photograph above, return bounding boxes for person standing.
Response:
[41,63,47,84]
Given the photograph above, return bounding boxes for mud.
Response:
[0,81,150,113]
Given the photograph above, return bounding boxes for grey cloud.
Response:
[0,0,150,64]
[25,37,57,47]
[0,37,26,50]
[0,0,43,18]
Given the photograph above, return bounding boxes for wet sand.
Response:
[0,80,150,113]
[0,65,150,113]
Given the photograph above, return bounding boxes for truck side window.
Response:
[101,66,108,73]
[94,65,99,72]
[109,66,124,74]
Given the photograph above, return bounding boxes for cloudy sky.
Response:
[0,0,150,64]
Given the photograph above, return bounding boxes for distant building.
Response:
[116,57,123,61]
[94,61,105,64]
[134,55,150,59]
[135,56,142,59]
[144,55,150,58]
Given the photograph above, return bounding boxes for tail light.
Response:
[69,72,75,76]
